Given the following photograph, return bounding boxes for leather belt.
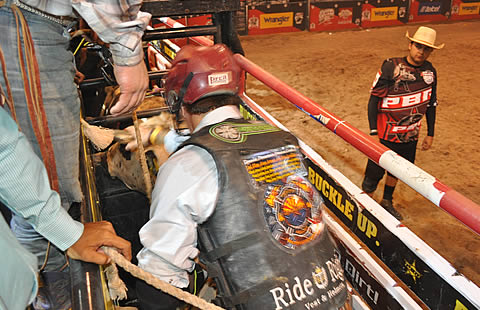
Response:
[11,0,75,27]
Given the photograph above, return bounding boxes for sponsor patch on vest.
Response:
[269,253,346,309]
[243,145,305,187]
[210,121,281,143]
[263,174,325,250]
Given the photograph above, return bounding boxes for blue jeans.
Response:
[0,2,82,270]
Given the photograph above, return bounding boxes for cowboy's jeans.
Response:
[0,3,82,270]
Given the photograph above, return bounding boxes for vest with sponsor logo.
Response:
[177,118,348,309]
[371,57,437,143]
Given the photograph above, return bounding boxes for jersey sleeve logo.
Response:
[421,70,435,84]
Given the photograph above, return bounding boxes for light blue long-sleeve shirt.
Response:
[0,215,38,310]
[0,107,84,309]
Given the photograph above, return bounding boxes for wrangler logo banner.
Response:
[248,2,307,35]
[260,12,293,28]
[459,1,480,14]
[305,159,476,309]
[450,0,480,19]
[371,7,398,21]
[361,0,409,27]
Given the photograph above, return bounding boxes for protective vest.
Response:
[178,118,348,310]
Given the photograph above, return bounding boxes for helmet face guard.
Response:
[164,44,242,114]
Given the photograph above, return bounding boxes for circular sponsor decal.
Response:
[263,175,325,250]
[212,124,240,141]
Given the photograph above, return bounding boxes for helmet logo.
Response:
[208,71,232,86]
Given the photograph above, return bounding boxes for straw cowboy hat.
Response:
[406,26,445,49]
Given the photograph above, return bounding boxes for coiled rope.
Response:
[102,246,224,310]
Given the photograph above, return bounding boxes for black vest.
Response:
[178,119,348,310]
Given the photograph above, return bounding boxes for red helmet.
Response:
[164,44,242,113]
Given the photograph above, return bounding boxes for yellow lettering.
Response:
[336,193,343,212]
[371,7,398,21]
[322,180,329,198]
[328,186,338,205]
[344,200,354,221]
[459,2,480,15]
[454,299,469,310]
[315,174,323,192]
[357,212,367,232]
[366,220,377,239]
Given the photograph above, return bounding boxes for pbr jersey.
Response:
[370,57,437,143]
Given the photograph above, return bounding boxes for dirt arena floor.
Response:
[239,20,480,287]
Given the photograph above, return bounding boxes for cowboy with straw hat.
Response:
[406,26,445,49]
[406,26,445,66]
[361,26,443,220]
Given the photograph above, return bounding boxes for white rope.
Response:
[102,246,224,310]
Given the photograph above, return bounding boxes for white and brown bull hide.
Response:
[107,143,168,196]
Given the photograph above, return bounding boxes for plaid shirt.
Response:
[20,0,151,66]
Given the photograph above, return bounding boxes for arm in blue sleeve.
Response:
[0,108,83,251]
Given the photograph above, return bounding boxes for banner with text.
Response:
[309,0,362,32]
[305,159,476,309]
[361,0,410,28]
[409,0,452,22]
[450,0,480,20]
[247,1,307,35]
